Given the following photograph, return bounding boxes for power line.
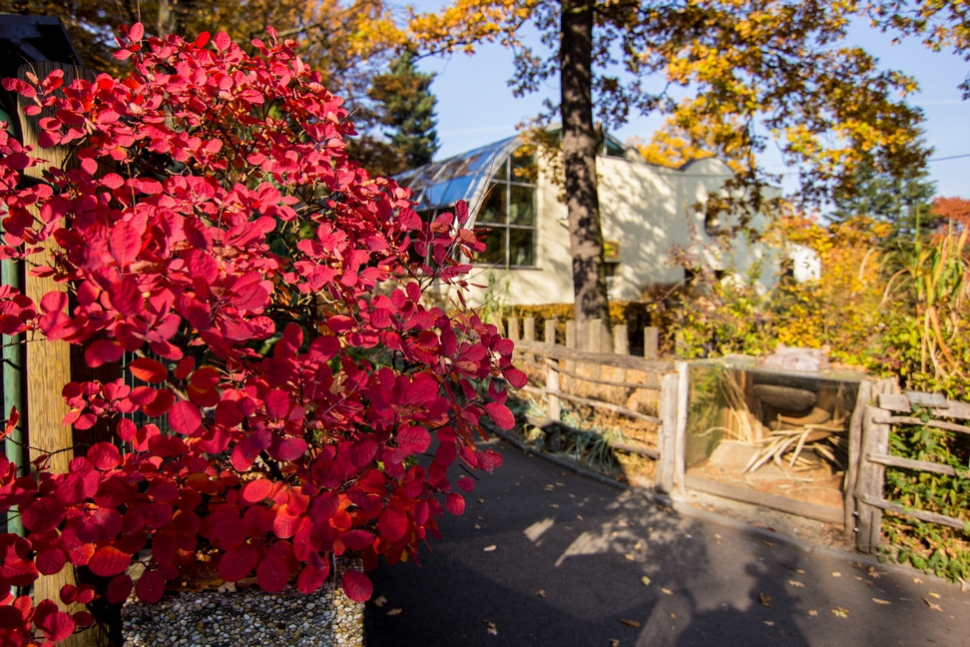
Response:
[929,153,970,162]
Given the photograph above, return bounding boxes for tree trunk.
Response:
[560,0,610,348]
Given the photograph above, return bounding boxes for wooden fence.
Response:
[854,390,970,553]
[504,316,688,493]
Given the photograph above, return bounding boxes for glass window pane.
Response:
[476,227,506,265]
[509,228,534,267]
[478,184,507,224]
[493,157,508,181]
[510,147,537,183]
[509,185,535,226]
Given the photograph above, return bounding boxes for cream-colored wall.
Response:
[466,154,783,307]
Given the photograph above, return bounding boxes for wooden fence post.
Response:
[675,361,689,493]
[564,320,575,389]
[614,324,629,387]
[508,316,520,342]
[856,404,891,553]
[644,327,659,360]
[545,358,561,423]
[656,371,680,493]
[543,318,557,345]
[843,379,874,537]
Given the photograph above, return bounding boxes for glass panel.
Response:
[476,227,506,265]
[478,184,507,224]
[509,185,535,226]
[493,157,508,181]
[510,146,537,183]
[509,228,534,266]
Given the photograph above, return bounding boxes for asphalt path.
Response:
[364,438,970,646]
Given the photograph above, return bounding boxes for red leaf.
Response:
[256,552,289,593]
[35,548,66,576]
[34,599,75,642]
[340,530,375,551]
[341,569,373,602]
[218,545,258,582]
[129,358,167,383]
[502,367,528,389]
[22,497,65,533]
[109,220,141,268]
[106,575,133,604]
[128,22,145,41]
[484,402,515,430]
[135,570,166,604]
[85,339,124,367]
[378,508,408,543]
[296,564,327,594]
[88,546,131,577]
[457,477,476,492]
[242,478,272,504]
[276,437,308,461]
[168,400,202,435]
[446,492,465,516]
[213,31,231,51]
[396,426,431,455]
[87,442,121,470]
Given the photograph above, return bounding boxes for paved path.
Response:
[364,439,970,646]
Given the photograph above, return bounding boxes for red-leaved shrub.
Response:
[0,24,522,644]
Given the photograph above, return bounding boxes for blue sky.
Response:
[407,13,968,201]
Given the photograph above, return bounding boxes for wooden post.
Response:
[856,404,891,553]
[656,371,680,493]
[588,319,603,380]
[613,324,629,386]
[18,61,106,647]
[507,316,520,342]
[644,326,659,360]
[674,361,689,493]
[843,379,874,537]
[543,318,557,345]
[545,358,561,423]
[564,320,575,390]
[523,317,535,342]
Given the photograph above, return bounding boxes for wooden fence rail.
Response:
[855,390,970,553]
[506,316,684,492]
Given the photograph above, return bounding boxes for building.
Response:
[397,133,795,306]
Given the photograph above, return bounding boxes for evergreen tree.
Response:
[370,49,439,171]
[829,150,937,237]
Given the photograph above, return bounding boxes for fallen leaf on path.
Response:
[620,619,641,628]
[576,515,584,521]
[484,620,498,636]
[759,593,772,607]
[913,577,923,584]
[483,545,497,552]
[867,566,884,579]
[386,608,402,616]
[549,504,560,509]
[763,621,775,627]
[624,554,635,561]
[373,595,387,608]
[669,612,676,618]
[634,540,644,550]
[641,576,651,586]
[832,607,849,618]
[661,588,674,596]
[610,640,620,647]
[923,597,943,612]
[928,592,941,599]
[872,598,891,605]
[808,610,818,617]
[761,539,776,547]
[831,572,842,578]
[556,482,565,487]
[537,589,546,598]
[474,524,481,529]
[787,580,804,588]
[477,499,484,504]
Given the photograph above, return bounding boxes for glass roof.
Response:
[396,136,522,212]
